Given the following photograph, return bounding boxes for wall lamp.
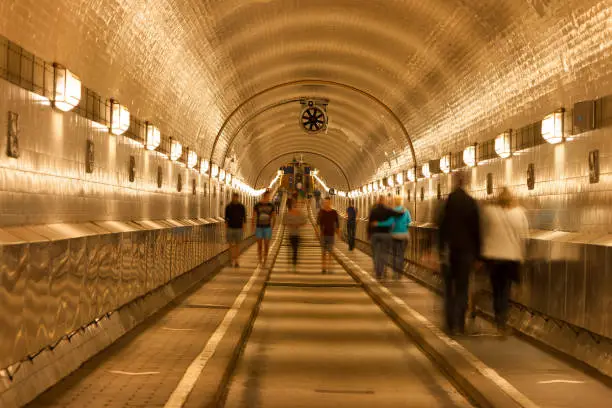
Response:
[170,139,182,161]
[440,154,451,174]
[395,172,404,185]
[407,168,416,182]
[211,163,219,178]
[386,176,395,187]
[110,100,130,135]
[226,173,232,185]
[145,123,161,150]
[495,131,512,158]
[200,159,210,175]
[463,145,477,167]
[53,64,81,112]
[542,110,564,144]
[187,149,198,169]
[219,169,226,182]
[421,163,431,178]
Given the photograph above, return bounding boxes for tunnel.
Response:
[0,1,611,407]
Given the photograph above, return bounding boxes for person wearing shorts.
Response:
[225,193,246,267]
[253,191,275,264]
[317,197,340,274]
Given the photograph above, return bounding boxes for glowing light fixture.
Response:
[187,149,198,169]
[53,65,81,112]
[396,172,404,185]
[226,173,232,185]
[495,132,512,158]
[211,164,219,178]
[145,123,161,150]
[373,182,379,192]
[367,184,373,193]
[170,139,182,161]
[110,101,130,135]
[277,169,283,176]
[440,154,451,174]
[219,169,226,181]
[387,176,395,187]
[463,145,476,167]
[541,111,564,144]
[407,168,416,182]
[200,159,209,174]
[421,163,431,178]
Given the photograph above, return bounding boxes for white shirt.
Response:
[481,205,529,262]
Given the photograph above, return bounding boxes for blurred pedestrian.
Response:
[317,197,340,274]
[225,192,246,267]
[373,196,411,280]
[368,195,404,280]
[253,191,275,265]
[284,198,307,272]
[346,200,358,251]
[438,174,481,335]
[481,187,529,337]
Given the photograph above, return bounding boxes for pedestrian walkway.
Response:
[26,244,265,408]
[332,239,612,408]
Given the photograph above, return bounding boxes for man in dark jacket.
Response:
[438,174,481,334]
[368,195,403,280]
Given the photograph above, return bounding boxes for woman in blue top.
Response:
[374,196,412,280]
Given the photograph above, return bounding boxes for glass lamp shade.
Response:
[542,111,564,144]
[200,159,209,174]
[219,169,226,181]
[463,145,476,167]
[440,155,451,174]
[396,172,404,184]
[495,132,512,158]
[170,139,182,161]
[145,124,161,150]
[421,163,431,178]
[407,168,416,182]
[211,164,219,178]
[187,150,198,168]
[53,66,81,112]
[110,102,130,135]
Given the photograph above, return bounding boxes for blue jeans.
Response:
[371,233,391,279]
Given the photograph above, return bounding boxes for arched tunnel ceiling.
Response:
[1,0,611,188]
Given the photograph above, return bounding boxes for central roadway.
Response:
[221,223,470,408]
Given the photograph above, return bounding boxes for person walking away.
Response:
[225,192,247,267]
[317,197,340,274]
[273,194,281,214]
[368,196,404,280]
[373,196,411,280]
[284,198,307,272]
[438,174,481,335]
[481,187,529,337]
[253,191,276,265]
[346,200,358,251]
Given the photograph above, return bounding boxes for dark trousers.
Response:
[347,221,356,250]
[443,252,473,333]
[371,233,392,279]
[487,260,519,328]
[391,239,407,278]
[289,235,299,265]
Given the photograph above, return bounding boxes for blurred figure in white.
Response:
[480,187,529,337]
